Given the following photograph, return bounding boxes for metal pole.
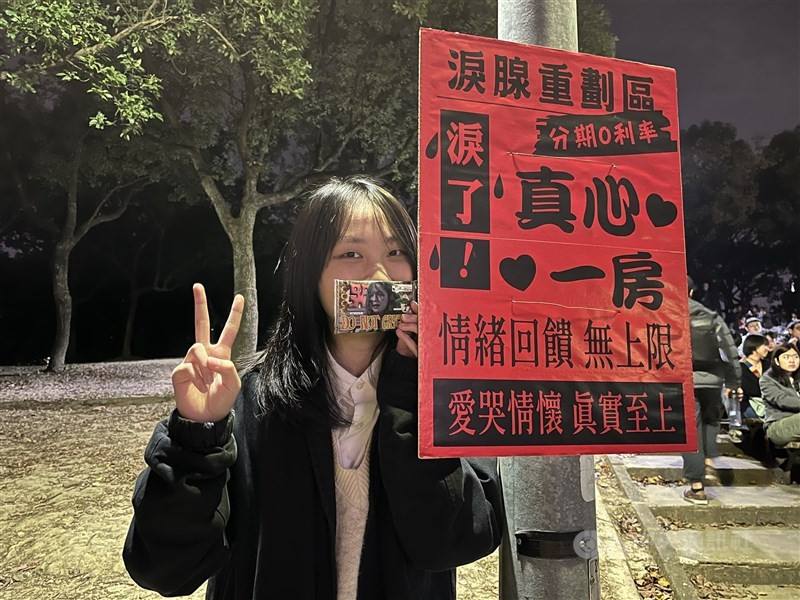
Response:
[498,0,578,49]
[497,2,600,599]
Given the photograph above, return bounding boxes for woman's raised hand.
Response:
[171,283,245,423]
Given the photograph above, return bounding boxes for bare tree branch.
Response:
[256,172,335,211]
[142,132,199,153]
[160,96,233,230]
[199,18,240,58]
[275,123,363,195]
[315,125,361,174]
[73,182,142,245]
[260,125,413,213]
[371,130,416,178]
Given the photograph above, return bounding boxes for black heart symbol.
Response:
[646,193,677,227]
[500,255,536,291]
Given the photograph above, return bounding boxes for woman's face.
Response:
[776,349,800,373]
[318,205,413,325]
[367,284,390,313]
[754,344,770,360]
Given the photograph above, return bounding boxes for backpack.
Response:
[689,300,722,371]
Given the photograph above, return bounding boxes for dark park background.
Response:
[1,0,798,368]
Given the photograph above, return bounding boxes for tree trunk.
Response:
[121,289,141,359]
[47,138,82,372]
[228,210,258,360]
[48,243,72,371]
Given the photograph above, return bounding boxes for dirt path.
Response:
[0,399,206,599]
[0,394,497,599]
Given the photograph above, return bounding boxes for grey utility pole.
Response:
[497,2,600,600]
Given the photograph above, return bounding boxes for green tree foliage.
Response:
[0,0,313,139]
[132,0,516,356]
[578,0,616,56]
[2,0,320,358]
[680,121,790,318]
[0,0,182,137]
[682,121,759,234]
[0,87,162,369]
[278,0,497,193]
[753,127,800,316]
[755,127,800,253]
[2,0,619,361]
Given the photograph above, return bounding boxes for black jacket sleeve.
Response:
[376,349,504,571]
[122,407,237,596]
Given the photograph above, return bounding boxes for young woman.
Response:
[739,334,770,420]
[122,176,503,600]
[759,343,800,446]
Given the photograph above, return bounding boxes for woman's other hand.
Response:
[171,283,244,422]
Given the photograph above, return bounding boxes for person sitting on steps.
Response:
[760,344,800,448]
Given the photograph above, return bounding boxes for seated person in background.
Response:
[745,317,762,335]
[739,334,769,423]
[765,331,778,353]
[759,344,800,447]
[738,316,764,356]
[787,320,800,348]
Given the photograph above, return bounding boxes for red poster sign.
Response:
[418,28,696,458]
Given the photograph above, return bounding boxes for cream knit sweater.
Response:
[327,349,382,600]
[332,431,373,600]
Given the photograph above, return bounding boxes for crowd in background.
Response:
[732,312,800,351]
[682,287,800,504]
[723,312,800,452]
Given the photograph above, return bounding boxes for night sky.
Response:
[601,0,799,142]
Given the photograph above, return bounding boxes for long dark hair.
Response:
[238,176,417,425]
[765,343,800,389]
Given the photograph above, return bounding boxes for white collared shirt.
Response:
[327,347,382,469]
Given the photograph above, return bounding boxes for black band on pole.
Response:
[515,530,582,559]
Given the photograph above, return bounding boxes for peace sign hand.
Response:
[171,283,245,423]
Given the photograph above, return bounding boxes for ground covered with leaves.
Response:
[0,362,497,599]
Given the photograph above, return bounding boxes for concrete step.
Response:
[716,431,748,457]
[729,585,800,599]
[622,454,780,485]
[642,484,800,525]
[667,527,800,584]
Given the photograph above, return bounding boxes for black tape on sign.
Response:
[515,530,581,559]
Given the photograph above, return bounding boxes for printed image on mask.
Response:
[334,279,416,334]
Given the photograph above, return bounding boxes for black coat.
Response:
[122,350,504,599]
